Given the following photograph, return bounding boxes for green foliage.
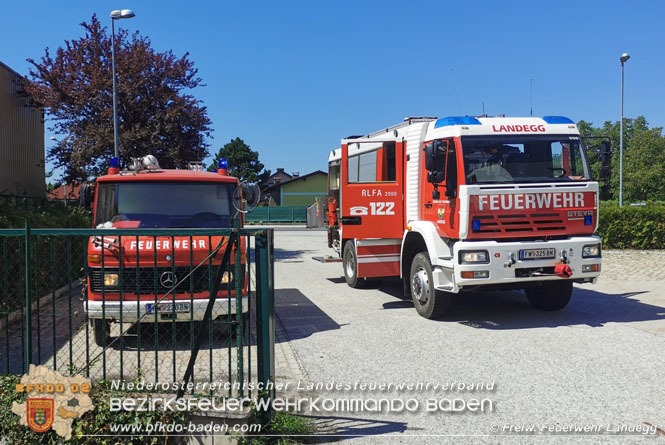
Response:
[598,203,665,249]
[239,412,316,445]
[208,138,271,187]
[0,197,92,229]
[0,376,185,444]
[578,116,665,203]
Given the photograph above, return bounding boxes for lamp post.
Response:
[110,9,135,160]
[619,52,630,207]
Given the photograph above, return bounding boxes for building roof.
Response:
[0,60,24,77]
[268,168,293,179]
[47,183,83,200]
[267,170,327,190]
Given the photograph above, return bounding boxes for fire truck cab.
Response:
[85,156,248,345]
[327,116,602,319]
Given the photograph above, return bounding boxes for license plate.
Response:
[519,248,555,260]
[146,302,191,314]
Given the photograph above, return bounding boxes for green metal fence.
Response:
[0,224,275,403]
[245,206,307,223]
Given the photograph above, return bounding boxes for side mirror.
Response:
[423,140,448,179]
[79,183,94,207]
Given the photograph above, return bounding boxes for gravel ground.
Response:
[272,229,665,444]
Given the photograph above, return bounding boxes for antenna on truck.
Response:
[530,78,533,116]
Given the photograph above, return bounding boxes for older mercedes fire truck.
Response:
[85,156,249,345]
[327,116,602,319]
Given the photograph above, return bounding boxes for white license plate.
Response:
[146,302,191,314]
[519,248,555,260]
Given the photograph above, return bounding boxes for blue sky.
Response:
[2,0,663,180]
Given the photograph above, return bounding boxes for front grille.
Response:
[89,266,237,293]
[471,212,566,234]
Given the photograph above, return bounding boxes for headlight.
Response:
[221,271,233,284]
[459,250,489,264]
[582,244,601,258]
[103,273,118,287]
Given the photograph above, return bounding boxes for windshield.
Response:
[461,135,591,184]
[95,181,235,228]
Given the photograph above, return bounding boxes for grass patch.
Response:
[240,412,317,445]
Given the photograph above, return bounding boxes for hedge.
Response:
[598,204,665,249]
[0,196,92,229]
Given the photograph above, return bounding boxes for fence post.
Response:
[24,220,32,371]
[291,206,294,222]
[255,229,275,423]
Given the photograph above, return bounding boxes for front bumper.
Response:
[433,236,601,292]
[86,297,248,323]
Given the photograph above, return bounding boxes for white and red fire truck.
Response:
[327,116,602,319]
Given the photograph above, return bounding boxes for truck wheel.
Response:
[525,281,573,310]
[93,319,110,347]
[410,253,453,319]
[343,241,364,288]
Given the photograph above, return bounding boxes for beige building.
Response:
[0,61,45,197]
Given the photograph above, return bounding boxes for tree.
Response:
[578,116,665,202]
[208,138,271,186]
[25,15,212,182]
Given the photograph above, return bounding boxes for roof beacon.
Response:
[108,157,120,175]
[218,158,228,176]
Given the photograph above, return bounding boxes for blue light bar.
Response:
[584,215,593,226]
[542,116,575,124]
[472,220,482,231]
[110,157,119,168]
[219,158,228,169]
[434,116,482,128]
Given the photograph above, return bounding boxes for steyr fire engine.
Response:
[327,116,602,319]
[84,156,250,345]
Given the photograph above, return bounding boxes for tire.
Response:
[409,252,454,319]
[524,280,573,311]
[343,241,364,288]
[214,312,249,341]
[93,319,110,347]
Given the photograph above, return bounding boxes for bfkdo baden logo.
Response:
[11,365,94,440]
[27,398,54,432]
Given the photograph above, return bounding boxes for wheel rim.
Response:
[412,267,429,305]
[345,251,356,278]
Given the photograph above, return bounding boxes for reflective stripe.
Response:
[357,256,400,264]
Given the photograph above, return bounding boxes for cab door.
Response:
[421,138,460,238]
[340,140,404,277]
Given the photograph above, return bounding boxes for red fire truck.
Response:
[327,116,602,319]
[84,156,249,345]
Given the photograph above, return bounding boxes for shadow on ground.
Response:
[303,414,408,441]
[328,275,665,330]
[274,248,316,261]
[275,288,340,342]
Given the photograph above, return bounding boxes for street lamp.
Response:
[619,52,630,207]
[110,9,136,160]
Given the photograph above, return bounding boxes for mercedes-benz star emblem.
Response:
[160,271,177,288]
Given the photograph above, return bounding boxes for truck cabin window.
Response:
[95,181,234,228]
[348,142,396,183]
[461,136,591,184]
